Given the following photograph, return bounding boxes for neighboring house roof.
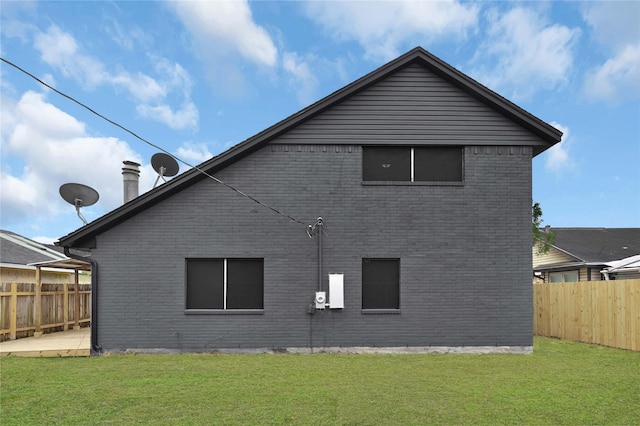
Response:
[58,46,563,249]
[1,230,69,267]
[534,228,640,270]
[601,254,640,275]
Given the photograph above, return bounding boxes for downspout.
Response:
[64,247,101,355]
[317,217,323,292]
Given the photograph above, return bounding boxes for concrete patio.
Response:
[0,328,90,357]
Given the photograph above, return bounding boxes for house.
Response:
[57,47,562,355]
[1,230,92,340]
[0,229,90,285]
[533,228,640,282]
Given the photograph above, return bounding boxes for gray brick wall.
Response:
[92,143,533,352]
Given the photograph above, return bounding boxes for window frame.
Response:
[185,257,264,314]
[362,146,464,185]
[361,258,400,312]
[548,270,579,283]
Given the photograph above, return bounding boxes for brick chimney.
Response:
[122,161,141,204]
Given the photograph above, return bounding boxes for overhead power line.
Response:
[1,56,307,227]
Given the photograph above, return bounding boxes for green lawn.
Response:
[1,337,638,425]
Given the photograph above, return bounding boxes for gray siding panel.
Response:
[93,143,533,352]
[278,63,546,147]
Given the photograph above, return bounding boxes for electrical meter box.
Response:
[328,274,344,309]
[315,291,326,309]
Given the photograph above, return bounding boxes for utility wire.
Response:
[1,56,307,227]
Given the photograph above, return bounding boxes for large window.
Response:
[363,146,463,182]
[549,270,579,283]
[186,258,263,310]
[362,258,400,310]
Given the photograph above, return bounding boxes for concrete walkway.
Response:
[0,328,90,357]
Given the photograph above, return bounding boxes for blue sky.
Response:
[1,1,639,244]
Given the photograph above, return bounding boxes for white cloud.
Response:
[470,7,580,100]
[584,44,640,103]
[581,2,640,103]
[176,142,213,165]
[303,0,479,60]
[168,0,277,67]
[282,52,319,105]
[31,236,58,245]
[111,71,166,103]
[152,58,193,98]
[104,18,150,52]
[32,25,198,130]
[582,1,640,50]
[544,122,576,176]
[167,0,278,98]
[34,26,108,88]
[0,91,145,228]
[137,102,199,130]
[0,92,18,143]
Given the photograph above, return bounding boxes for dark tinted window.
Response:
[414,147,463,181]
[363,147,411,181]
[186,259,223,309]
[362,258,399,309]
[186,258,263,310]
[227,259,264,309]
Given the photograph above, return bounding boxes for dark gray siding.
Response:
[279,63,547,148]
[92,143,533,351]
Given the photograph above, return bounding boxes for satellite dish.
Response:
[59,183,99,226]
[151,153,179,188]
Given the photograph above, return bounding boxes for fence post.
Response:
[63,282,69,331]
[74,269,80,331]
[9,282,17,340]
[34,266,42,337]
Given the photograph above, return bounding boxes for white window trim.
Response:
[410,148,415,182]
[223,259,228,310]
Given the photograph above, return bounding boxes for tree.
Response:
[532,202,556,254]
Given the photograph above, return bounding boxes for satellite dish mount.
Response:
[59,183,100,226]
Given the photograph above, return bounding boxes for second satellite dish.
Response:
[152,153,179,188]
[59,183,99,226]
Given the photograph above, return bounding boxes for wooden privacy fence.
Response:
[534,279,639,351]
[0,282,91,341]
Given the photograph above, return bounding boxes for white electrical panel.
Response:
[328,273,344,309]
[315,291,326,310]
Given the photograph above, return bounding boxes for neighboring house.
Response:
[0,229,90,285]
[58,47,562,355]
[533,228,640,282]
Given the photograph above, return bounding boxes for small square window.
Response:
[362,258,399,309]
